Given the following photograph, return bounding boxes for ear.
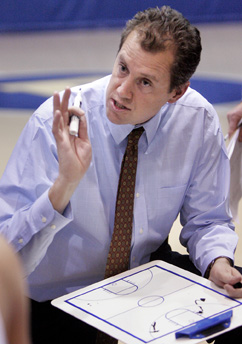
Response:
[168,81,190,103]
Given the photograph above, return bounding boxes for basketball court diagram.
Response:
[61,264,242,343]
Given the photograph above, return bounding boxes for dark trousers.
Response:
[31,239,242,344]
[31,298,97,344]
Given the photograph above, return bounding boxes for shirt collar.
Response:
[106,102,170,146]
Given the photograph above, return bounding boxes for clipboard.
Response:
[52,261,242,344]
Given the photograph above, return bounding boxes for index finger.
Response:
[53,91,61,114]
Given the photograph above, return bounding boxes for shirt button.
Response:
[50,224,56,230]
[139,228,144,234]
[136,192,140,198]
[42,216,47,223]
[132,256,136,262]
[18,238,24,244]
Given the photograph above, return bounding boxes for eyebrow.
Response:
[140,72,159,83]
[118,53,159,83]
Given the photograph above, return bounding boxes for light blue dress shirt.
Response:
[0,75,237,301]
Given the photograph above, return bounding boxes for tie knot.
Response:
[127,127,144,149]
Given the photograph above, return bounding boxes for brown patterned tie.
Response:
[96,127,144,344]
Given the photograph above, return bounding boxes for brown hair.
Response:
[118,6,202,92]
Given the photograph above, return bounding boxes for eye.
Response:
[119,63,128,74]
[141,78,152,87]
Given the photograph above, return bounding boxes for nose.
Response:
[117,77,133,100]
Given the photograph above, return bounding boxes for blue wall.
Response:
[1,0,242,32]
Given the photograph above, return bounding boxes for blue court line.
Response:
[0,91,47,110]
[0,71,108,110]
[0,72,242,110]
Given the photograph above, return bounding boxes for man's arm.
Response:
[179,104,241,295]
[0,87,92,275]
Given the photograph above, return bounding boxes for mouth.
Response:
[113,99,130,111]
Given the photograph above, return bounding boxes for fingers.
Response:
[53,91,61,114]
[210,261,242,298]
[52,110,64,140]
[77,111,89,141]
[52,89,89,143]
[224,281,242,298]
[53,88,71,125]
[61,88,72,126]
[53,88,76,135]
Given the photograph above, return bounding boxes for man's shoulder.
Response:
[177,86,214,112]
[173,87,220,132]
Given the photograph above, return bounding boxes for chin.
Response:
[108,117,126,125]
[107,111,128,125]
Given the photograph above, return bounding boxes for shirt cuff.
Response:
[15,189,73,251]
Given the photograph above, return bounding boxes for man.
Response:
[0,5,241,344]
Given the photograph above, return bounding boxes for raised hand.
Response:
[49,88,92,214]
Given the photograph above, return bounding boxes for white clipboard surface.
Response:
[52,261,242,344]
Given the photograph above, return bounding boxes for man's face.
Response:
[106,31,180,125]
